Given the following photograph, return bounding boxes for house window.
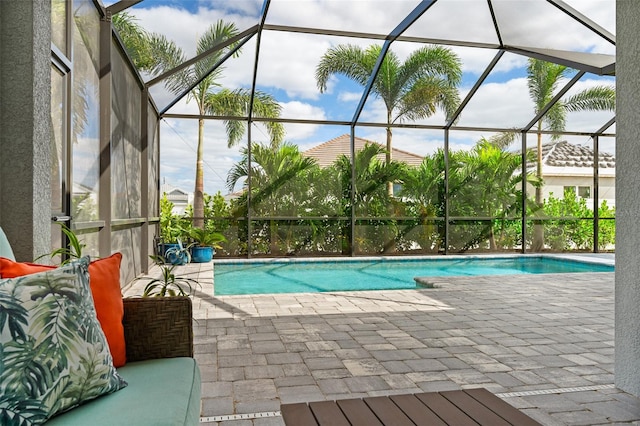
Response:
[563,186,591,199]
[578,186,591,198]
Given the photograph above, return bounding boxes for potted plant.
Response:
[158,195,192,260]
[138,255,200,297]
[164,238,192,265]
[188,228,226,263]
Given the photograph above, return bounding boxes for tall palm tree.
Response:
[514,58,615,251]
[145,21,284,228]
[316,44,462,195]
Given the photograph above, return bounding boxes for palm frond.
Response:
[147,33,189,89]
[205,88,284,148]
[564,85,615,112]
[316,44,377,92]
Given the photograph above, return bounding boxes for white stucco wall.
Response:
[543,175,616,208]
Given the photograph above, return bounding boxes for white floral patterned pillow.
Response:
[0,257,127,425]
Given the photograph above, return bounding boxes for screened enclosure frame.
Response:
[109,0,616,257]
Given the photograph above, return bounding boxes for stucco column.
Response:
[616,0,640,396]
[0,0,51,261]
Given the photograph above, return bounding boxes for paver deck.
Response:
[123,256,640,425]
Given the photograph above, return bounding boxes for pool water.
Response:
[213,257,614,295]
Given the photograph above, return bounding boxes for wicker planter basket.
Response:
[122,296,193,362]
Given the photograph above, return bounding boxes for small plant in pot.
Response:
[188,228,226,263]
[158,195,192,262]
[162,238,193,265]
[138,255,200,297]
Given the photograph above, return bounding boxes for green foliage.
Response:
[316,44,461,197]
[316,44,462,122]
[188,228,226,248]
[138,255,200,297]
[159,194,191,243]
[540,189,617,251]
[161,140,615,256]
[598,200,616,251]
[543,189,592,250]
[37,223,85,265]
[112,12,157,72]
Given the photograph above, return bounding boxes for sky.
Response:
[103,0,616,196]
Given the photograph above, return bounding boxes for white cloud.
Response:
[456,78,534,128]
[280,101,327,141]
[160,118,244,195]
[338,91,364,103]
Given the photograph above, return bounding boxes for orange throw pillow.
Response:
[0,258,54,277]
[87,253,126,367]
[0,253,127,367]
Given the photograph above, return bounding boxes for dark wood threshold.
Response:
[281,388,541,426]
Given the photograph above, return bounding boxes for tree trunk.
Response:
[488,211,497,250]
[270,219,280,255]
[386,122,393,197]
[193,118,205,229]
[531,130,544,251]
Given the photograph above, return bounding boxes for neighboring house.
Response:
[529,141,615,209]
[303,136,615,210]
[161,183,193,215]
[303,134,423,167]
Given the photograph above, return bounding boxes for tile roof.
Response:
[536,140,615,169]
[303,134,423,167]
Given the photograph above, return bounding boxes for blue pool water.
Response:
[213,257,614,295]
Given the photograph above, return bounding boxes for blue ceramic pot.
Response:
[161,243,190,265]
[191,245,214,263]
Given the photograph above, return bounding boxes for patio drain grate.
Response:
[200,411,281,423]
[199,384,616,423]
[497,383,615,398]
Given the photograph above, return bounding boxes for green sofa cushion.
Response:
[45,357,201,426]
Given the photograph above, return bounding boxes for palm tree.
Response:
[112,12,156,71]
[227,143,318,255]
[227,143,317,211]
[399,150,447,252]
[496,58,615,251]
[331,143,406,254]
[145,21,284,228]
[316,44,462,195]
[460,140,538,250]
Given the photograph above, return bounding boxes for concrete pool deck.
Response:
[124,254,640,425]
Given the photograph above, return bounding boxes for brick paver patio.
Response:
[124,256,640,425]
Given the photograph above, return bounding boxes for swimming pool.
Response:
[213,256,614,295]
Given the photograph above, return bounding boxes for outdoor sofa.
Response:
[0,227,201,425]
[45,296,201,426]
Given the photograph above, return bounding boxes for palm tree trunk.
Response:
[270,219,280,255]
[194,118,205,229]
[532,129,544,251]
[385,116,397,252]
[386,119,393,196]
